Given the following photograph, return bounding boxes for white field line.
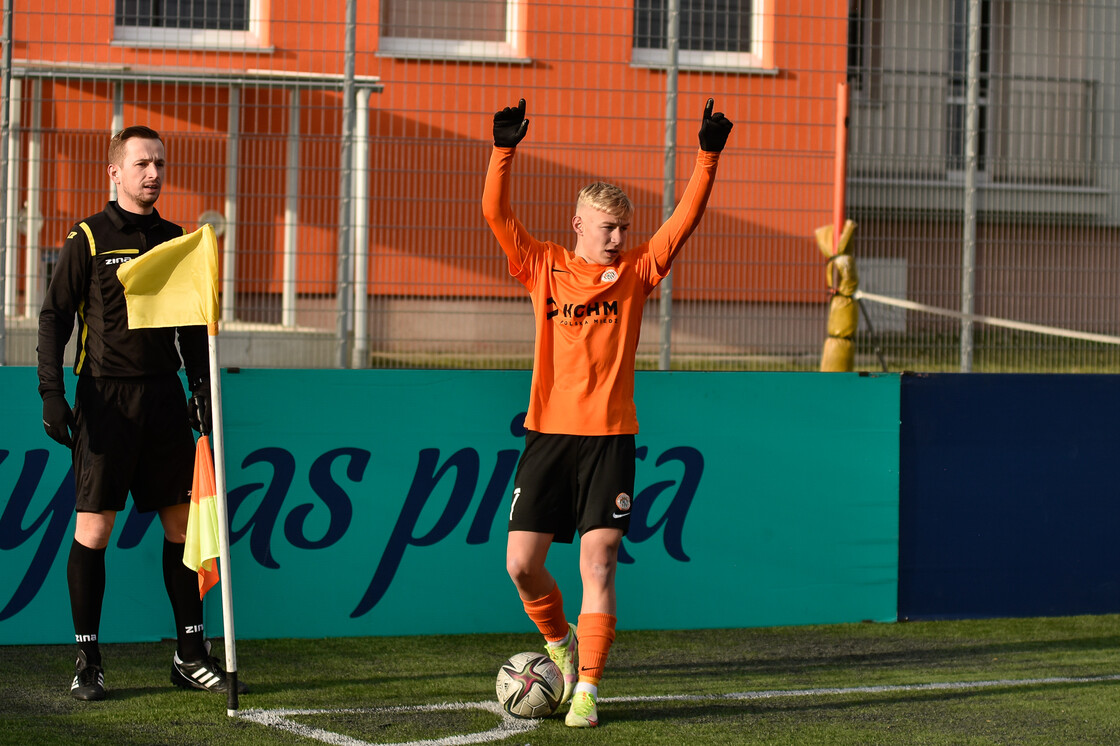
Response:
[605,673,1120,703]
[237,700,536,746]
[236,674,1120,746]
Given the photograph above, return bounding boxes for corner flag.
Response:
[116,223,241,713]
[186,435,221,599]
[116,224,219,329]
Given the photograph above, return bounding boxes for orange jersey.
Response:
[483,147,721,435]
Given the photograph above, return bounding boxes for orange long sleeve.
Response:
[482,147,721,435]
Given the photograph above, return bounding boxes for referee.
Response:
[37,126,247,701]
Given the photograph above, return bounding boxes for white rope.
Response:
[855,290,1120,346]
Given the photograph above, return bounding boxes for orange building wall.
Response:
[11,0,847,305]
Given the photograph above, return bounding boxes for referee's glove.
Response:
[42,394,75,448]
[187,381,212,435]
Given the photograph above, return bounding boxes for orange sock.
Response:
[576,613,617,685]
[522,584,570,643]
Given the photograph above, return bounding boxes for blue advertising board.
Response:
[898,373,1120,620]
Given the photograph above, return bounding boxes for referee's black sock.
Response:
[67,539,106,667]
[162,538,208,661]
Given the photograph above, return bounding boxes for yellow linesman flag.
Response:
[185,435,221,599]
[116,224,219,329]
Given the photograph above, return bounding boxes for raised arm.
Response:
[482,99,541,277]
[644,98,734,277]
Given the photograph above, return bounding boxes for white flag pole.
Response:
[207,321,239,714]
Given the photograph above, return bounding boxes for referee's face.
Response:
[109,137,166,215]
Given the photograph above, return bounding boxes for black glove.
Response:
[698,98,734,153]
[493,99,529,148]
[187,381,212,435]
[42,394,75,448]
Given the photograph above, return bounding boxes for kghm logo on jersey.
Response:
[600,268,619,283]
[557,299,619,326]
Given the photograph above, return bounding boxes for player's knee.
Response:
[506,555,543,587]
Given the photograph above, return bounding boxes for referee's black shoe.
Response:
[71,650,106,701]
[171,644,249,694]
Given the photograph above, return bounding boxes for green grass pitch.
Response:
[4,615,1120,745]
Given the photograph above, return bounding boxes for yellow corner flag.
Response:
[116,224,219,329]
[185,435,222,599]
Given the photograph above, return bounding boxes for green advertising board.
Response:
[0,368,899,644]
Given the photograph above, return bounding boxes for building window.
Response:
[632,0,768,71]
[116,0,249,30]
[379,0,524,61]
[947,0,991,173]
[847,0,882,99]
[114,0,260,48]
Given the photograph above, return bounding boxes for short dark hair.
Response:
[109,126,163,165]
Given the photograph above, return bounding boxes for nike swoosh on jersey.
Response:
[612,512,630,519]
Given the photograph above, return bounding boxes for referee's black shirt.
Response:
[37,201,209,401]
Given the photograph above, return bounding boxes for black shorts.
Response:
[509,431,636,543]
[72,375,195,514]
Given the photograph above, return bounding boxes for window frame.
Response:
[630,0,773,73]
[377,0,528,63]
[113,0,265,50]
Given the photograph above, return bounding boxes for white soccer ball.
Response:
[495,651,564,718]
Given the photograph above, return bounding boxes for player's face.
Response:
[109,137,165,215]
[573,205,630,266]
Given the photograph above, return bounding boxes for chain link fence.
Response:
[2,0,1119,372]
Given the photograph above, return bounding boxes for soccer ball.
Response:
[495,651,564,718]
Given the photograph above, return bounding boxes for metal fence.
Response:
[2,0,1119,373]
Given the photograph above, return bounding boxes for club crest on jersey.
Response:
[615,493,632,512]
[600,268,619,283]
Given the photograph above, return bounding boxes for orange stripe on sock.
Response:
[522,584,569,642]
[576,612,617,685]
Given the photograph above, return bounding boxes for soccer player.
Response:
[482,98,732,727]
[37,126,247,701]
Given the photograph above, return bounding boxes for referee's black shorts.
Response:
[71,375,195,514]
[509,431,635,543]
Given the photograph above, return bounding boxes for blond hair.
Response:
[576,182,633,221]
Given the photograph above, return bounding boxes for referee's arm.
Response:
[37,228,90,398]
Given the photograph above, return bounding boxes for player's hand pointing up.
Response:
[494,99,530,148]
[698,98,733,153]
